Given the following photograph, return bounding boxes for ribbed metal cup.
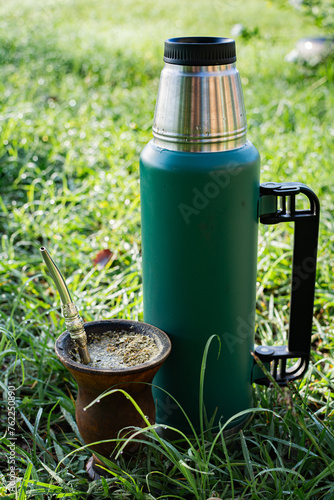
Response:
[153,38,247,152]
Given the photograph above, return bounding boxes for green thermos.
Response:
[140,37,320,432]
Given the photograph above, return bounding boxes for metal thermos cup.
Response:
[140,37,320,432]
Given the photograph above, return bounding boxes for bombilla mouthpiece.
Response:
[40,247,72,306]
[40,246,91,364]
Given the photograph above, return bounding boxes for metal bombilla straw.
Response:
[40,247,91,364]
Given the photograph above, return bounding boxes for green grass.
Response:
[0,0,333,498]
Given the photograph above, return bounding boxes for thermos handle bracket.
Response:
[253,182,320,387]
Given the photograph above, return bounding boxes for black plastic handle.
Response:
[254,182,320,386]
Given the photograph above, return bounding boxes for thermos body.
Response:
[140,37,319,432]
[140,141,260,430]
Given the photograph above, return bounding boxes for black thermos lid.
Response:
[163,36,236,66]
